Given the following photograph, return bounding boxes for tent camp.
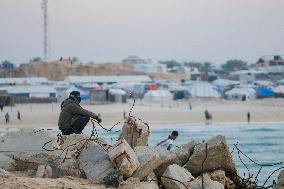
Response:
[225,87,256,100]
[143,90,173,103]
[256,87,274,98]
[273,85,284,98]
[188,82,221,98]
[109,89,127,103]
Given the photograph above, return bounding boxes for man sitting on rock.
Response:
[58,91,102,135]
[156,131,179,150]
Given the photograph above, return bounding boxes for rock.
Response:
[173,141,196,164]
[133,147,161,180]
[0,168,15,178]
[161,164,194,189]
[102,169,124,187]
[185,135,236,176]
[0,129,54,157]
[108,138,140,178]
[36,164,53,178]
[118,177,159,189]
[120,117,150,148]
[0,154,16,171]
[210,170,226,186]
[189,173,224,189]
[276,169,284,189]
[79,140,115,182]
[134,146,180,176]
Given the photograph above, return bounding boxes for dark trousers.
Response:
[60,116,90,135]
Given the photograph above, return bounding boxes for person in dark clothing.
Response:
[247,111,251,123]
[5,112,9,124]
[17,110,21,121]
[0,102,4,112]
[205,110,210,121]
[58,91,102,135]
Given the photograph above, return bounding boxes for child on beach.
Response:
[156,131,179,150]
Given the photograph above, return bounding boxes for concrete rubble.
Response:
[161,164,194,189]
[108,138,140,178]
[120,116,150,148]
[0,128,261,189]
[184,135,236,176]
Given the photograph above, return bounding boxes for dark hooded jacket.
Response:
[58,97,98,129]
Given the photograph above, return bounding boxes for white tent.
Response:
[273,85,284,94]
[225,87,256,100]
[188,82,221,98]
[109,89,127,96]
[213,79,240,87]
[143,90,173,103]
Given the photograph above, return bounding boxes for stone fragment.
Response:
[277,169,284,189]
[108,139,140,178]
[161,164,194,189]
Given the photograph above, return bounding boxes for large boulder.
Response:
[133,147,161,180]
[189,173,224,189]
[184,135,236,176]
[161,164,194,189]
[79,140,116,182]
[277,169,284,189]
[173,141,196,165]
[0,129,54,157]
[120,117,150,148]
[134,146,180,176]
[118,177,159,189]
[108,138,140,178]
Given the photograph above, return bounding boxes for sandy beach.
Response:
[1,98,284,129]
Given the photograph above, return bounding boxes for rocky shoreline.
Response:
[0,117,283,189]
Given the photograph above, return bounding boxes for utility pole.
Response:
[41,0,50,62]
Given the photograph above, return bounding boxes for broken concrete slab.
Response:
[134,146,180,176]
[108,138,140,178]
[120,117,150,148]
[0,129,54,157]
[161,164,194,189]
[79,141,115,182]
[185,135,236,176]
[189,173,224,189]
[277,169,284,189]
[0,168,15,178]
[132,147,161,180]
[173,141,196,165]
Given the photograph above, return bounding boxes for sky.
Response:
[0,0,284,64]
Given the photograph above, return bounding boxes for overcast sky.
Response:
[0,0,284,64]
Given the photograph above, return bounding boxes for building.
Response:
[64,75,152,85]
[122,56,148,64]
[0,86,57,103]
[134,63,167,74]
[256,55,284,73]
[0,77,49,86]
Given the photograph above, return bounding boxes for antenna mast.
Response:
[41,0,50,61]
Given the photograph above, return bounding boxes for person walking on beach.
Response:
[0,102,4,112]
[58,91,102,135]
[156,131,179,150]
[247,111,251,123]
[205,110,210,121]
[17,110,21,121]
[5,112,10,124]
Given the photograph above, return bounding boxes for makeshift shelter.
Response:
[256,87,274,98]
[168,86,191,100]
[143,90,173,103]
[188,82,221,98]
[273,86,284,98]
[225,87,256,100]
[108,89,127,103]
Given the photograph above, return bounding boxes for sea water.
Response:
[98,123,284,187]
[1,123,283,187]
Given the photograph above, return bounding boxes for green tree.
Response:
[221,59,248,72]
[159,60,181,68]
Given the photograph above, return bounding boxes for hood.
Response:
[61,97,79,110]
